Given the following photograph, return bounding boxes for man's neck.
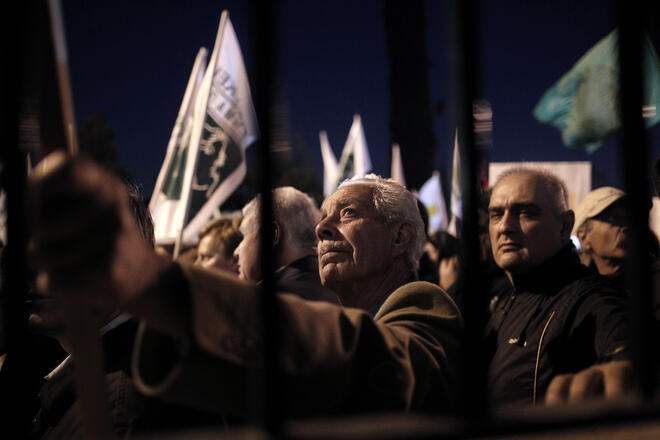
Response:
[275,246,315,272]
[336,263,413,310]
[57,310,122,354]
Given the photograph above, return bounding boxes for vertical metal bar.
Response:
[616,1,655,401]
[1,3,30,435]
[249,0,282,434]
[448,0,487,420]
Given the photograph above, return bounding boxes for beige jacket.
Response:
[132,263,462,418]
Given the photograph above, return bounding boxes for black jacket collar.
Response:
[509,244,588,296]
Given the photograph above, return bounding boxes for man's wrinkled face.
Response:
[488,173,569,274]
[195,235,237,273]
[316,185,395,294]
[582,202,628,260]
[233,215,261,281]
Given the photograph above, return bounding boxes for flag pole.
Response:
[44,0,112,436]
[48,0,78,156]
[173,11,229,258]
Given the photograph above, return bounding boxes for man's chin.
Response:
[319,264,344,289]
[495,255,530,273]
[28,314,64,338]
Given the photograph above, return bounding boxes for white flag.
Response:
[150,47,208,245]
[178,11,258,244]
[390,143,406,187]
[418,171,448,235]
[335,114,372,187]
[448,130,461,237]
[320,130,338,198]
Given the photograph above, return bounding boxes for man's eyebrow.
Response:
[488,202,541,211]
[513,202,541,211]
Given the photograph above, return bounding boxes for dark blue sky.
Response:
[63,1,660,197]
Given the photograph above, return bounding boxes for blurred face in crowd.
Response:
[28,291,67,339]
[580,201,629,261]
[489,172,571,275]
[28,290,107,351]
[438,255,460,292]
[316,184,395,299]
[424,241,440,264]
[234,214,261,281]
[195,234,237,273]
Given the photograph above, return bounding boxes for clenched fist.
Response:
[30,151,172,311]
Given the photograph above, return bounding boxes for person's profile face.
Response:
[233,215,261,281]
[583,202,629,260]
[316,184,396,300]
[195,235,237,274]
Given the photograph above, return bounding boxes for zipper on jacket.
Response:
[533,310,556,406]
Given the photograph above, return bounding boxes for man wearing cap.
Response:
[573,187,629,278]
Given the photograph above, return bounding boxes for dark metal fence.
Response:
[3,0,659,438]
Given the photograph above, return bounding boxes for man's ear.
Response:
[560,210,575,242]
[392,223,415,257]
[272,222,281,247]
[577,225,592,253]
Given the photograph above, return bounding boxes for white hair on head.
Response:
[493,167,570,216]
[242,186,320,249]
[339,174,425,273]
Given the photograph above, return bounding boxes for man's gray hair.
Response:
[493,167,570,216]
[339,174,425,273]
[242,186,320,249]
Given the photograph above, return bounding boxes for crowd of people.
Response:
[2,150,659,437]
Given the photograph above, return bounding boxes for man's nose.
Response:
[498,211,518,234]
[316,217,337,241]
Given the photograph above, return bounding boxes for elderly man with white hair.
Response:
[30,156,462,419]
[234,186,338,303]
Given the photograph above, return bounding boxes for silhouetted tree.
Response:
[382,0,436,190]
[78,111,117,167]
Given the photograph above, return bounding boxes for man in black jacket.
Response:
[486,168,630,407]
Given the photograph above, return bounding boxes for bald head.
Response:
[488,169,574,276]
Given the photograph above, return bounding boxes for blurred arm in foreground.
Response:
[30,154,462,418]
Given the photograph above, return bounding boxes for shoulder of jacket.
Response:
[376,281,461,322]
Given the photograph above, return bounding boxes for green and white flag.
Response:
[534,29,660,153]
[150,47,208,244]
[319,130,338,198]
[335,114,372,188]
[157,11,258,245]
[181,11,258,243]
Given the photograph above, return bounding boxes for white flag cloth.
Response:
[390,143,406,187]
[448,130,461,237]
[418,171,448,235]
[335,114,372,187]
[170,11,258,245]
[150,47,208,245]
[320,130,338,198]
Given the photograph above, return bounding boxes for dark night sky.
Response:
[62,0,660,198]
